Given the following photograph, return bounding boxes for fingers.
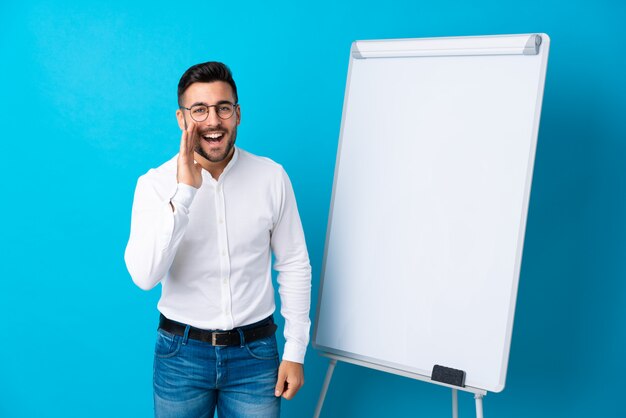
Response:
[186,122,197,158]
[274,363,304,400]
[275,367,286,397]
[281,375,304,400]
[179,124,187,156]
[177,121,203,188]
[179,121,196,159]
[282,383,297,400]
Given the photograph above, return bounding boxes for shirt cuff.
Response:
[282,340,307,364]
[171,183,198,212]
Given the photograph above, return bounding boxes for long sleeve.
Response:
[271,168,312,364]
[125,149,311,351]
[124,175,198,291]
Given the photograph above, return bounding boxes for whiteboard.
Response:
[313,34,550,393]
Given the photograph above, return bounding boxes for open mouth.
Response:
[202,132,225,143]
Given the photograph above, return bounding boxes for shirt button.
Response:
[222,249,227,256]
[218,218,224,224]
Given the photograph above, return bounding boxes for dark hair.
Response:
[177,61,238,106]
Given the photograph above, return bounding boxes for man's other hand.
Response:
[274,360,304,400]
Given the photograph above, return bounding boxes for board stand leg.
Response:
[475,393,484,418]
[453,388,486,418]
[313,359,337,418]
[452,389,458,418]
[315,353,487,418]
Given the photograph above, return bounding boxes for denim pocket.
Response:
[245,335,279,360]
[155,329,181,359]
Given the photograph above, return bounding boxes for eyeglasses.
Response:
[179,101,238,122]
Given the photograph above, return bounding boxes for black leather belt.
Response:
[158,314,277,346]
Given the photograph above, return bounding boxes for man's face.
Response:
[177,81,241,163]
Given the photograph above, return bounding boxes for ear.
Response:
[176,108,185,131]
[235,104,241,126]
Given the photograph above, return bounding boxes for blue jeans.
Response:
[153,317,281,418]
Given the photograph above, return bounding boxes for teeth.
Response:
[204,133,223,139]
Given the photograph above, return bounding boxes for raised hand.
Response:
[177,121,203,189]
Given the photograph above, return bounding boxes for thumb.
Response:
[194,162,202,174]
[275,366,286,397]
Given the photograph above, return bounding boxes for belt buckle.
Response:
[211,332,228,347]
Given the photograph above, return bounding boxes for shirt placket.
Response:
[214,181,233,330]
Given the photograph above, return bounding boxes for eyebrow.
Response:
[189,100,234,107]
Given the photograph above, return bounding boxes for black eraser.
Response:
[431,365,466,387]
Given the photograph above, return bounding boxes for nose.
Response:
[204,106,221,127]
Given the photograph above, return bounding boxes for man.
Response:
[124,61,311,418]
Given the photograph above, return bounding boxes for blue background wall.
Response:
[1,0,624,417]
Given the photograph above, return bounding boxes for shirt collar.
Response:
[221,146,239,178]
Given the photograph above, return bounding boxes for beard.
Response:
[194,124,238,163]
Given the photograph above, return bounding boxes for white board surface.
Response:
[313,34,550,393]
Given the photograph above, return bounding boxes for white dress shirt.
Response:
[124,147,311,363]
